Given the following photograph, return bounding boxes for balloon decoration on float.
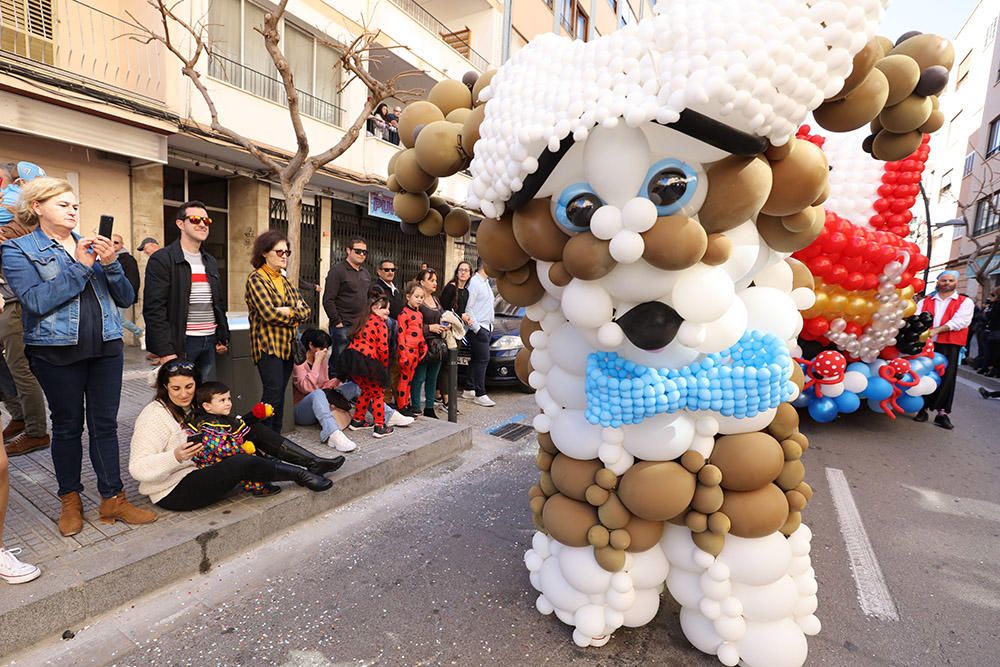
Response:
[392,2,953,666]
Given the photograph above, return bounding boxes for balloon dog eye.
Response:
[553,183,604,234]
[641,159,699,216]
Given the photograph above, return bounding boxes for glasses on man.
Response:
[380,266,396,273]
[186,215,212,227]
[113,241,122,246]
[273,249,292,258]
[351,248,368,256]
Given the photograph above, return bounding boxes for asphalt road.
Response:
[13,374,1000,667]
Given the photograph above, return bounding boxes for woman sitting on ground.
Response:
[129,361,343,512]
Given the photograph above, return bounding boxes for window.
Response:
[608,0,618,12]
[558,1,589,41]
[576,6,589,41]
[964,152,976,177]
[989,116,1000,156]
[956,50,972,89]
[987,16,998,49]
[974,191,1000,235]
[207,0,343,126]
[0,0,54,64]
[619,3,636,28]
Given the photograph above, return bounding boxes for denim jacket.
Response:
[1,227,135,346]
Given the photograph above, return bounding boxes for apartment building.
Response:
[919,0,1000,300]
[1,0,646,326]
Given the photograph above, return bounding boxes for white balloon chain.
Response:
[826,250,910,363]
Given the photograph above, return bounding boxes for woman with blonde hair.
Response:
[1,178,156,536]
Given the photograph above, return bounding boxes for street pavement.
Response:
[8,371,1000,667]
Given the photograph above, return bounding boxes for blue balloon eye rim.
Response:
[554,182,603,234]
[641,159,698,215]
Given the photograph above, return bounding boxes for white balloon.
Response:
[583,124,651,206]
[562,281,613,330]
[609,229,646,263]
[741,287,800,341]
[661,523,703,572]
[673,266,735,323]
[679,607,724,654]
[699,297,748,353]
[545,366,588,410]
[842,371,867,394]
[539,556,589,612]
[574,604,607,638]
[718,532,792,586]
[622,412,696,460]
[550,409,603,460]
[732,575,799,622]
[626,545,671,589]
[621,196,658,233]
[590,205,624,240]
[559,546,613,595]
[715,407,776,434]
[735,619,808,667]
[821,381,844,398]
[621,587,662,627]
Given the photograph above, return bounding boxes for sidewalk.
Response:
[0,346,471,658]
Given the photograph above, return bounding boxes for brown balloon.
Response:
[879,95,932,133]
[871,129,924,161]
[562,233,616,280]
[445,107,472,125]
[889,33,955,71]
[393,191,430,224]
[711,432,784,491]
[781,511,802,536]
[828,38,884,101]
[444,208,471,237]
[775,459,806,491]
[398,101,445,150]
[505,263,532,285]
[520,316,541,349]
[764,140,793,162]
[875,54,921,107]
[623,515,664,552]
[537,429,557,455]
[586,484,610,506]
[472,69,497,105]
[588,524,610,547]
[428,79,473,116]
[692,531,725,556]
[595,545,626,572]
[394,149,436,193]
[514,347,533,384]
[477,213,530,271]
[512,198,570,262]
[762,140,829,217]
[386,174,401,193]
[617,461,697,522]
[462,104,486,157]
[548,261,573,287]
[813,68,889,133]
[757,211,824,253]
[549,454,603,502]
[786,257,815,291]
[429,196,451,217]
[498,263,545,306]
[719,484,790,539]
[768,403,801,441]
[781,208,817,233]
[414,121,467,177]
[596,492,631,529]
[919,109,945,134]
[417,208,444,237]
[541,493,599,547]
[702,233,733,266]
[691,484,724,514]
[642,215,709,271]
[700,156,773,234]
[539,471,557,497]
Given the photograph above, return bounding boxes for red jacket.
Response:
[919,294,970,346]
[347,314,389,366]
[397,305,428,357]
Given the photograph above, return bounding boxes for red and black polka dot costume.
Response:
[396,304,427,410]
[339,314,390,426]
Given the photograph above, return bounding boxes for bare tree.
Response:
[130,0,424,283]
[947,147,1000,301]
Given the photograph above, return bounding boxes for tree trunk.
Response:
[284,186,303,287]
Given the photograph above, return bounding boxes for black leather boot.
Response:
[270,462,333,491]
[249,425,346,476]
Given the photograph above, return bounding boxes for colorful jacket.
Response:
[397,304,427,357]
[245,268,310,363]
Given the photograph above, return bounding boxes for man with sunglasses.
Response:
[322,238,372,366]
[143,201,229,381]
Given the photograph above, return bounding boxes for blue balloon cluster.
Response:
[794,356,946,423]
[585,331,795,427]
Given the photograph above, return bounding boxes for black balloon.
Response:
[615,301,683,351]
[412,123,426,145]
[895,30,922,46]
[462,71,479,89]
[400,221,420,235]
[915,66,949,97]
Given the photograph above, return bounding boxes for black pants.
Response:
[156,454,278,511]
[927,343,962,413]
[467,327,491,396]
[257,354,293,433]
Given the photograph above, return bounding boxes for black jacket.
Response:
[118,251,140,300]
[373,277,405,319]
[142,241,229,357]
[322,260,371,328]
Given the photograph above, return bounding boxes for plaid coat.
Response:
[245,268,310,363]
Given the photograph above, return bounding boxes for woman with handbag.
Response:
[411,268,448,419]
[245,230,310,433]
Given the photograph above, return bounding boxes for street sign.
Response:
[368,191,400,222]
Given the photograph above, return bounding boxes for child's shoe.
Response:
[349,419,373,431]
[372,424,394,439]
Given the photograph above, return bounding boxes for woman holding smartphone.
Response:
[0,178,155,536]
[411,268,448,419]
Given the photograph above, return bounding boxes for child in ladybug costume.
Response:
[396,282,428,418]
[337,291,393,438]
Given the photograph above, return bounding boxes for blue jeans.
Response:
[257,354,293,433]
[293,388,341,437]
[468,327,491,396]
[412,359,443,410]
[185,335,216,382]
[119,307,143,337]
[29,352,124,498]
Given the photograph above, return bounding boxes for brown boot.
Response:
[58,492,84,537]
[98,493,157,526]
[5,434,51,456]
[2,419,25,440]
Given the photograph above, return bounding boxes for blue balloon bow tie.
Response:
[585,331,795,427]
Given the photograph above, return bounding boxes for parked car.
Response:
[455,291,532,391]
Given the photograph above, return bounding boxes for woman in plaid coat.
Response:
[245,230,310,433]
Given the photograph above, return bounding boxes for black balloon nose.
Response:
[615,301,683,350]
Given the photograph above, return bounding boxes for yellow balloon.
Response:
[829,293,848,314]
[845,296,869,315]
[900,285,915,300]
[903,300,916,318]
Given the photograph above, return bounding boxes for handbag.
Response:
[425,336,448,363]
[292,334,307,365]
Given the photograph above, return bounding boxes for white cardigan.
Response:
[128,401,197,504]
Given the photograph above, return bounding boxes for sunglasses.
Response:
[272,249,292,258]
[380,267,396,273]
[163,359,197,373]
[113,241,122,246]
[186,215,212,226]
[351,248,368,255]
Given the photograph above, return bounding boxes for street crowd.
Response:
[0,165,498,586]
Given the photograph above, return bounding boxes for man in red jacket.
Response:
[914,270,974,429]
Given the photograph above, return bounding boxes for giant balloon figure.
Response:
[386,2,952,665]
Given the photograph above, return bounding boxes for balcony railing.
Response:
[387,0,489,71]
[0,0,165,102]
[207,54,345,127]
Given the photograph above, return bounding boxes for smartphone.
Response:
[98,215,114,239]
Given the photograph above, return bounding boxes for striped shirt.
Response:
[184,250,217,337]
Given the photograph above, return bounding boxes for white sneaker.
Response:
[461,390,476,400]
[473,394,496,407]
[0,547,41,584]
[330,430,357,453]
[387,411,414,427]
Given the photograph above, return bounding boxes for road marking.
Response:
[956,374,985,390]
[825,467,899,622]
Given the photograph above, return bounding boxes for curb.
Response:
[0,422,471,658]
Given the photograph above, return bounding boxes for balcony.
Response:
[207,53,345,127]
[0,0,165,103]
[388,0,490,71]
